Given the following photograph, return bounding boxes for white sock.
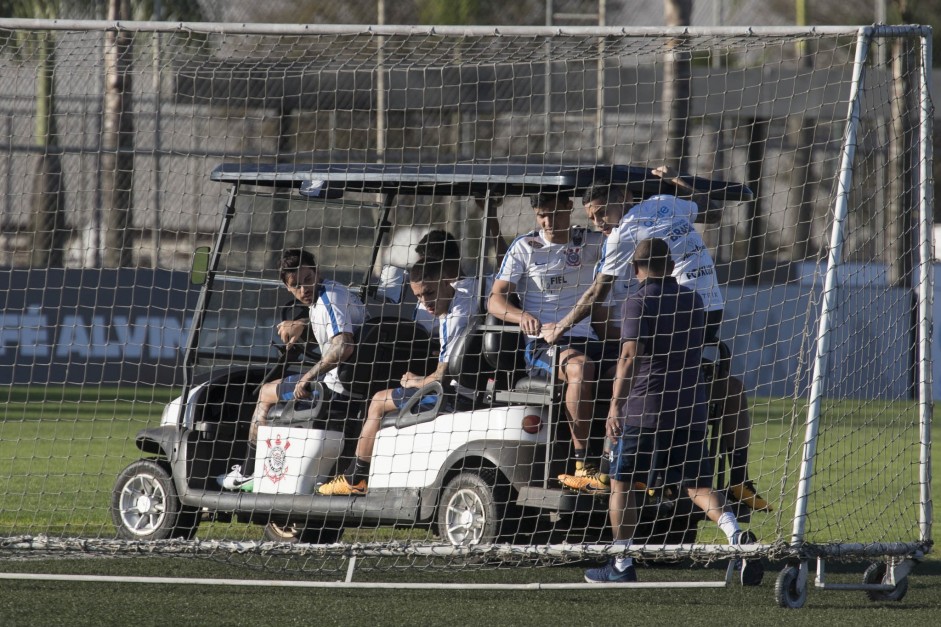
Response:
[613,539,633,571]
[718,512,740,543]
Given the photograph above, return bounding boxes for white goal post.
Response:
[0,20,932,605]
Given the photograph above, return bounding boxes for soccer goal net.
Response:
[0,21,933,596]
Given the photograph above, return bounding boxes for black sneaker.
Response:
[733,529,764,586]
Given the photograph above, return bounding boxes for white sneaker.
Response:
[217,464,254,491]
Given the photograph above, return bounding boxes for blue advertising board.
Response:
[0,268,199,386]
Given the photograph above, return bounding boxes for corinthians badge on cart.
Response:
[263,434,291,483]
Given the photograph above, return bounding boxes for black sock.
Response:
[347,458,371,484]
[728,448,749,486]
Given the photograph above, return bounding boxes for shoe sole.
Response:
[562,484,608,492]
[728,488,773,512]
[584,575,637,583]
[584,574,638,583]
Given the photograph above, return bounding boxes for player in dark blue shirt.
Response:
[585,238,762,586]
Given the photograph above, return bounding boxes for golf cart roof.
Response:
[209,162,753,202]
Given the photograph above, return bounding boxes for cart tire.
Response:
[111,459,199,540]
[863,562,909,602]
[774,565,807,609]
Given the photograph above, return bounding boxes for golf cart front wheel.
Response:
[111,459,199,540]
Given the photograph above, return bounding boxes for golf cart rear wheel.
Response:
[111,459,199,540]
[263,521,344,544]
[438,471,502,546]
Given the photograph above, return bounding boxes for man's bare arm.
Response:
[299,332,355,384]
[401,360,449,389]
[547,273,615,341]
[606,339,639,438]
[652,165,722,225]
[489,279,541,336]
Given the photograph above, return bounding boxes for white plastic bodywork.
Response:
[252,425,344,495]
[160,384,205,429]
[368,405,549,490]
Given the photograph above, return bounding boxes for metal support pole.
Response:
[595,0,606,161]
[150,0,162,268]
[915,29,934,545]
[790,27,872,548]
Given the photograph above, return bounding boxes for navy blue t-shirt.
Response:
[617,276,708,431]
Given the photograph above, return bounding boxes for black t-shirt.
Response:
[618,276,707,431]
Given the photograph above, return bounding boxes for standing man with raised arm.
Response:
[584,238,762,586]
[488,193,610,491]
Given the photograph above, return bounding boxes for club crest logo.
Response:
[565,247,581,267]
[263,433,291,484]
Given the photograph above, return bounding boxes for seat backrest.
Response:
[337,316,436,398]
[446,316,495,393]
[481,313,528,387]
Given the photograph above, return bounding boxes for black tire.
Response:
[774,565,807,609]
[863,562,909,602]
[263,521,344,544]
[111,459,199,540]
[437,471,503,546]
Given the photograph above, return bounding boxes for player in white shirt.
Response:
[319,256,479,496]
[489,193,610,491]
[249,249,366,443]
[548,166,770,511]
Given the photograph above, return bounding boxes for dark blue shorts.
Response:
[391,387,474,413]
[524,337,606,378]
[277,374,318,401]
[610,425,714,488]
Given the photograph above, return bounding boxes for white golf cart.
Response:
[110,162,752,546]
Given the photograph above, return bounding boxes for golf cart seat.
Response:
[480,313,559,406]
[337,316,436,400]
[379,317,494,431]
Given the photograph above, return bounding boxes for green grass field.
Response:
[0,385,936,624]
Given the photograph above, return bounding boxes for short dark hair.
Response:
[582,183,628,206]
[530,192,570,209]
[280,248,317,284]
[409,255,459,284]
[633,238,673,275]
[415,229,461,262]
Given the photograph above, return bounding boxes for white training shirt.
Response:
[436,277,479,399]
[495,226,603,339]
[597,195,724,312]
[308,279,367,395]
[413,275,491,337]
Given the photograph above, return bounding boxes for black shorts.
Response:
[610,425,714,488]
[704,309,723,345]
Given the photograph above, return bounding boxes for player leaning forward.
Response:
[584,237,762,585]
[547,166,770,510]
